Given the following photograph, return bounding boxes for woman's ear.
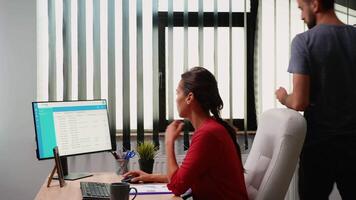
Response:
[186,92,194,105]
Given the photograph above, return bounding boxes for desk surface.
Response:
[35,172,182,200]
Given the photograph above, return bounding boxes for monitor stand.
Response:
[53,157,93,181]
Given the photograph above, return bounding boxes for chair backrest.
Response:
[244,108,306,200]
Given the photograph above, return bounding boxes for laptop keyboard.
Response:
[80,182,110,199]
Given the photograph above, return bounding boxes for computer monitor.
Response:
[32,100,115,179]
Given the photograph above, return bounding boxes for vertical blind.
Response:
[37,0,356,150]
[37,0,251,150]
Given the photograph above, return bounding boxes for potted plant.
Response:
[136,142,158,174]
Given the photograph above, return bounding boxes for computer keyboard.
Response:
[80,181,110,200]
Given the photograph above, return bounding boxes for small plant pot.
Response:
[138,158,154,174]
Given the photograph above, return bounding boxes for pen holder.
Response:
[116,158,129,175]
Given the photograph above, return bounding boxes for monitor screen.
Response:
[32,100,113,160]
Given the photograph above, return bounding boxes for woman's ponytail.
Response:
[211,108,242,164]
[181,67,243,163]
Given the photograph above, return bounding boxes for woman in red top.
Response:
[124,67,248,200]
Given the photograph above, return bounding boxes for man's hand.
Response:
[275,74,310,111]
[165,120,184,144]
[275,87,288,105]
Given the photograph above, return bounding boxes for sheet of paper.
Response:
[129,183,172,195]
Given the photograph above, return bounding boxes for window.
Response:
[37,0,256,150]
[157,12,253,133]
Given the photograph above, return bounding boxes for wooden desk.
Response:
[35,172,182,200]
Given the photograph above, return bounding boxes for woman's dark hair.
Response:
[181,67,242,161]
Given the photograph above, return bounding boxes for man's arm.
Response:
[275,73,310,111]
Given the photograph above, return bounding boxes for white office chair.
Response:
[244,108,306,200]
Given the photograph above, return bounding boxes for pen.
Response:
[111,151,120,159]
[124,150,136,160]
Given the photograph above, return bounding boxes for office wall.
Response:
[0,0,50,199]
[0,2,115,199]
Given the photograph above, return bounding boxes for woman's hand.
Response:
[122,170,168,183]
[165,120,183,180]
[165,120,184,144]
[122,170,151,183]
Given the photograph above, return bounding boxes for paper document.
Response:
[129,184,172,195]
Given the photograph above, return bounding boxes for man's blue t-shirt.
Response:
[288,24,356,139]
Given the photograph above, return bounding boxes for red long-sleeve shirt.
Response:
[167,118,248,200]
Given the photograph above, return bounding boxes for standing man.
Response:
[275,0,356,199]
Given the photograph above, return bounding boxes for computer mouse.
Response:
[121,175,136,183]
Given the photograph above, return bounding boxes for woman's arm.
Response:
[166,128,217,196]
[123,170,168,183]
[149,174,169,183]
[166,139,179,181]
[165,121,184,181]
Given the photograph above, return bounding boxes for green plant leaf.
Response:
[136,142,158,160]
